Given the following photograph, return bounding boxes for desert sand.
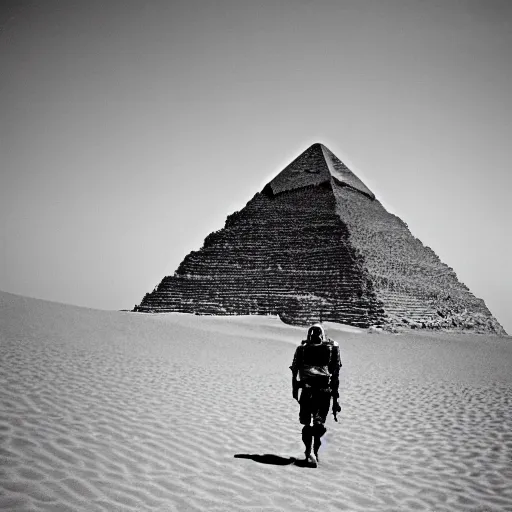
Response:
[1,290,511,511]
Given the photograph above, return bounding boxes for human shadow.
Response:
[234,454,297,466]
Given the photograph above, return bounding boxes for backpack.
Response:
[297,339,339,388]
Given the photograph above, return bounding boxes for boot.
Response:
[306,451,318,468]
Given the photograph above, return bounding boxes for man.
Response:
[290,323,342,467]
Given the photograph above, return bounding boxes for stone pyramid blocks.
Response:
[136,143,505,335]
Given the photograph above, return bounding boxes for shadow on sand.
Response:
[234,454,311,468]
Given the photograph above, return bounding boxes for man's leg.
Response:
[299,389,317,467]
[312,423,326,460]
[301,425,318,467]
[301,425,313,454]
[311,389,331,461]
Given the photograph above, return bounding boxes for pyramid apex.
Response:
[266,143,375,200]
[307,142,328,151]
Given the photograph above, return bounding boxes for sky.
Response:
[1,0,511,333]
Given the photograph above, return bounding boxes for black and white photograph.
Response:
[1,1,511,510]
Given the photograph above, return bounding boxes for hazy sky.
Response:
[1,0,511,333]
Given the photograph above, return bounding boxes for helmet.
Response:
[307,323,325,343]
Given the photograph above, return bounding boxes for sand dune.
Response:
[1,291,511,511]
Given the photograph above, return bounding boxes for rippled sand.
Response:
[1,291,511,511]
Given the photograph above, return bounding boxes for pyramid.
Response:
[135,143,506,334]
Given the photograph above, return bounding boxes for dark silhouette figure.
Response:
[290,324,342,467]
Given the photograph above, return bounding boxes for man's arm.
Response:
[329,341,342,420]
[291,369,300,401]
[290,345,303,401]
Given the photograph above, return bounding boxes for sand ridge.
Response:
[1,291,511,511]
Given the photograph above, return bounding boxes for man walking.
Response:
[290,323,342,467]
